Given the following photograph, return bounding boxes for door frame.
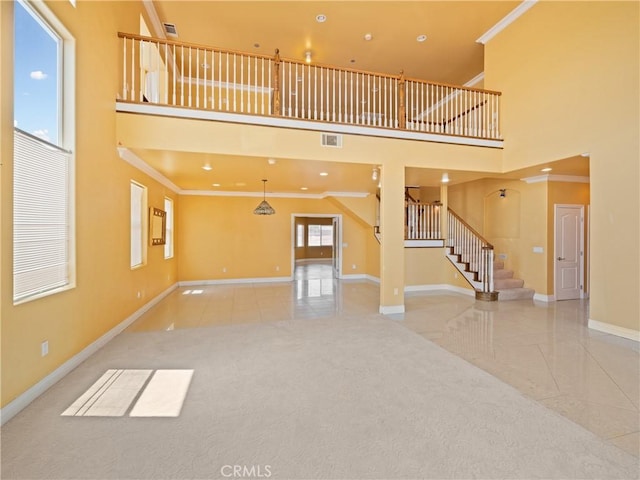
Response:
[553,204,585,300]
[291,214,343,278]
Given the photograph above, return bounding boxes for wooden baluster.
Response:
[398,71,406,129]
[272,49,281,116]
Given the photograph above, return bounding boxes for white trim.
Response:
[404,284,475,297]
[588,319,640,342]
[142,0,166,39]
[179,277,292,286]
[464,72,485,88]
[522,174,590,184]
[180,189,369,199]
[476,0,538,45]
[365,275,380,284]
[0,283,178,426]
[379,305,405,315]
[340,274,367,280]
[405,239,445,248]
[533,293,555,302]
[117,147,181,193]
[116,102,504,149]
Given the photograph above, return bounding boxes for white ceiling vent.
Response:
[162,23,178,37]
[321,133,342,148]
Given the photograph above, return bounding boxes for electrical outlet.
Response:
[136,291,141,299]
[41,340,49,357]
[352,264,356,270]
[393,288,399,296]
[222,267,227,273]
[275,266,280,271]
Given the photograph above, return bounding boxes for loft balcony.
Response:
[116,33,503,148]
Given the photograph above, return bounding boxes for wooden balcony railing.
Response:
[118,33,502,141]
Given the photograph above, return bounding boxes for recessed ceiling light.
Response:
[364,33,372,41]
[212,183,221,187]
[300,187,308,191]
[202,164,212,171]
[316,14,327,23]
[541,167,552,172]
[319,172,329,177]
[305,50,312,64]
[416,34,427,42]
[441,173,449,183]
[580,152,590,157]
[267,158,277,165]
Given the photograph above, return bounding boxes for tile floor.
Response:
[127,262,640,458]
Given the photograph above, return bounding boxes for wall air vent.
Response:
[162,22,178,37]
[321,133,342,148]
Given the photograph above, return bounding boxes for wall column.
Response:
[440,183,448,244]
[379,163,405,314]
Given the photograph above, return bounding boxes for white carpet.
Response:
[1,315,638,479]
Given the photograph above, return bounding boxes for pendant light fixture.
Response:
[253,179,275,215]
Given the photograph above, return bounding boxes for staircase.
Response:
[493,259,535,301]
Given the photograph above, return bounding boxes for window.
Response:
[307,224,333,247]
[164,197,174,259]
[130,181,147,268]
[296,224,305,247]
[13,0,75,303]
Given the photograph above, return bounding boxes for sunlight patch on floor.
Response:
[62,369,193,417]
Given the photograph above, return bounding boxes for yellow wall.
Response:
[485,1,639,331]
[1,1,178,407]
[405,248,473,292]
[177,195,369,281]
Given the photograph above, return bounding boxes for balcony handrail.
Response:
[117,32,502,140]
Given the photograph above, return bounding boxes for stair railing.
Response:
[406,202,442,240]
[447,208,494,294]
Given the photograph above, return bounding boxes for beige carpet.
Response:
[2,315,638,479]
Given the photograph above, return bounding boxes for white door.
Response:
[555,205,583,300]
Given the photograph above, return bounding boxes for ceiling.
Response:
[137,1,590,194]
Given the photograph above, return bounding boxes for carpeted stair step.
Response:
[493,269,514,279]
[493,260,504,270]
[495,278,524,289]
[496,287,536,301]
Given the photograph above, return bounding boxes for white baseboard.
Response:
[339,273,366,280]
[0,283,179,426]
[365,275,380,284]
[534,293,555,302]
[405,284,475,297]
[588,319,640,342]
[179,276,292,286]
[379,305,405,315]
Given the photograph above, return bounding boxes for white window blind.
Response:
[164,197,173,259]
[13,128,72,302]
[130,181,146,268]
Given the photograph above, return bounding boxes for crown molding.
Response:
[117,147,181,192]
[476,0,538,45]
[179,190,369,199]
[521,174,590,184]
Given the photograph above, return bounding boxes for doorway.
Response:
[554,204,585,300]
[291,214,342,279]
